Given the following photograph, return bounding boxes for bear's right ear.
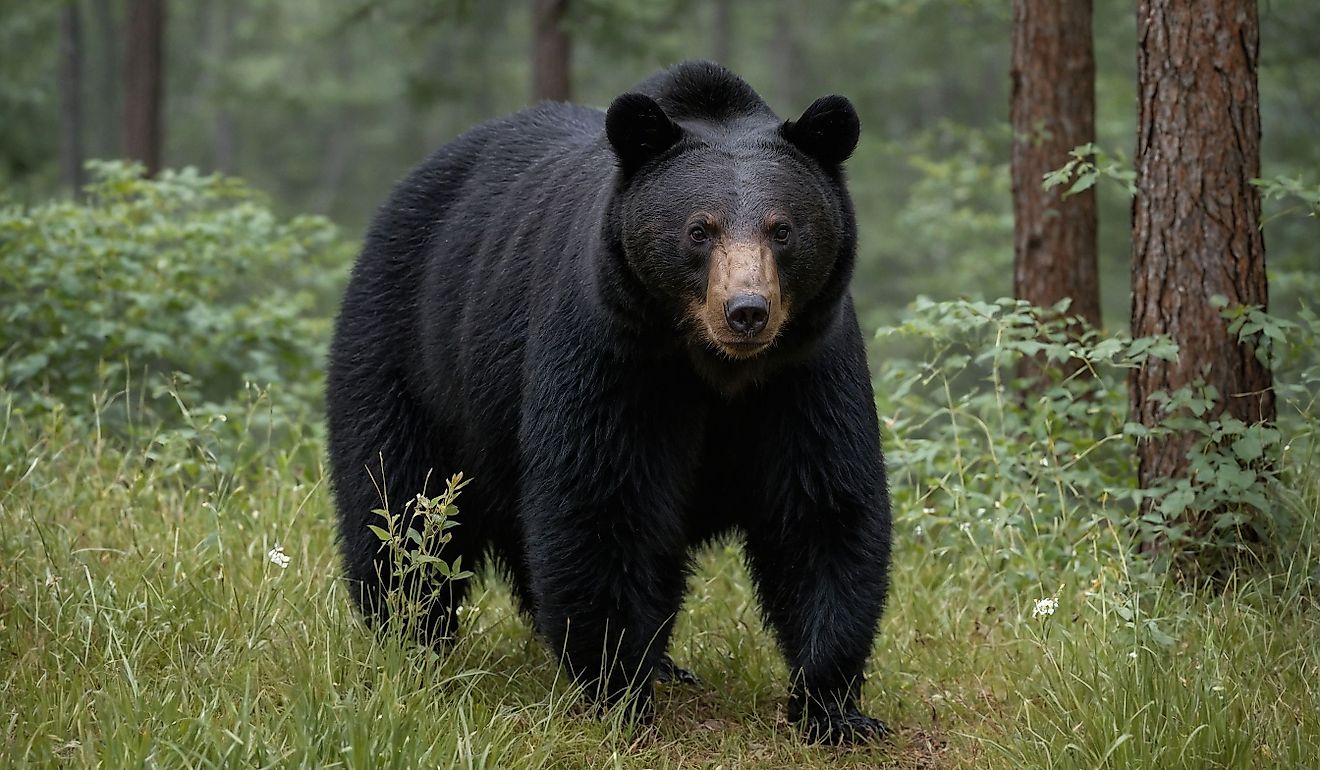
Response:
[782,95,860,168]
[606,93,683,176]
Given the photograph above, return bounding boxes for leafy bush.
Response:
[877,298,1173,591]
[877,297,1319,586]
[0,161,349,428]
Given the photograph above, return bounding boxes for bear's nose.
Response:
[724,293,769,336]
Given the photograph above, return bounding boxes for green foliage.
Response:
[369,473,476,640]
[878,297,1175,591]
[878,297,1319,584]
[1132,301,1320,581]
[1253,173,1320,222]
[1042,142,1136,197]
[0,161,348,429]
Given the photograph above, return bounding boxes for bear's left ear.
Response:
[782,95,860,167]
[606,93,683,176]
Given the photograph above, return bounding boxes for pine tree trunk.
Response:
[1131,0,1274,541]
[123,0,165,176]
[531,0,571,103]
[1010,0,1100,361]
[58,3,85,193]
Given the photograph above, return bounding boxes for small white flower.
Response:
[959,522,972,534]
[1031,596,1058,618]
[913,525,924,537]
[922,507,936,514]
[1128,651,1138,659]
[267,544,291,569]
[976,507,986,515]
[1039,457,1050,467]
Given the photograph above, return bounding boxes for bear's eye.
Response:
[688,224,709,244]
[772,223,793,244]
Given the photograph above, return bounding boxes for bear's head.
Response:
[605,73,859,370]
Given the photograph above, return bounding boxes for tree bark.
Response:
[122,0,165,176]
[531,0,571,103]
[1010,0,1100,348]
[1131,0,1273,531]
[58,3,85,193]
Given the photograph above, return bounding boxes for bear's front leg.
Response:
[745,517,891,744]
[738,326,893,744]
[519,348,703,718]
[524,495,690,716]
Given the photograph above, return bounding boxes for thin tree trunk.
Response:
[315,47,355,216]
[711,0,733,66]
[91,0,120,158]
[1131,0,1273,547]
[206,0,237,173]
[531,0,571,103]
[772,0,803,110]
[123,0,165,176]
[1010,0,1100,377]
[58,3,85,193]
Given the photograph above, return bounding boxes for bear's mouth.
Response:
[714,339,772,359]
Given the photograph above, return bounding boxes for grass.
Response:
[1,399,1318,769]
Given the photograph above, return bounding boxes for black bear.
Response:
[326,61,892,744]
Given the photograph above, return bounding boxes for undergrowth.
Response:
[2,295,1317,767]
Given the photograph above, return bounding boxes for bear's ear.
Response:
[606,93,683,176]
[782,95,860,167]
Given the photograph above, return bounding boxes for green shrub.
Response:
[877,297,1319,587]
[0,161,349,428]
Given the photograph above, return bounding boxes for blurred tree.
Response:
[58,2,84,193]
[711,0,732,65]
[205,0,237,173]
[123,0,165,175]
[771,0,804,110]
[532,0,571,102]
[1130,0,1274,547]
[1009,0,1099,357]
[90,0,121,158]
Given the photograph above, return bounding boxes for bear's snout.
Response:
[724,293,769,336]
[691,240,787,358]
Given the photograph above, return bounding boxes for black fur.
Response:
[326,60,892,744]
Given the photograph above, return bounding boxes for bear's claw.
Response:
[799,706,891,745]
[656,654,700,685]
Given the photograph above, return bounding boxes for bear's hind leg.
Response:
[328,376,483,646]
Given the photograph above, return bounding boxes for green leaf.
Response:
[1065,171,1097,196]
[1231,434,1263,462]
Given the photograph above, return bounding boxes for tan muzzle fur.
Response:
[691,240,787,359]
